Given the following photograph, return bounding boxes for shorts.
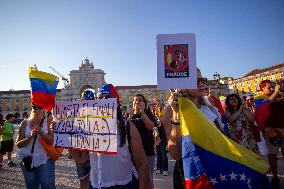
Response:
[76,160,91,180]
[265,128,284,155]
[0,140,14,154]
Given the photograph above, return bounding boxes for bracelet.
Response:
[171,120,180,125]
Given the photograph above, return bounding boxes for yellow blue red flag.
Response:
[178,97,270,189]
[254,93,270,131]
[29,67,59,111]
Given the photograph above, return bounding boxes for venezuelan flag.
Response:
[179,97,270,189]
[29,67,59,112]
[254,93,270,131]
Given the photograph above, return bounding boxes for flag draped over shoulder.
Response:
[254,93,270,131]
[29,67,59,112]
[178,97,270,189]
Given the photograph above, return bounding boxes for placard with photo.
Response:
[157,33,197,90]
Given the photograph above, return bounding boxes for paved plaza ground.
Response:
[0,128,283,189]
[0,150,175,189]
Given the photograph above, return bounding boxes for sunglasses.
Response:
[32,105,43,110]
[197,77,208,85]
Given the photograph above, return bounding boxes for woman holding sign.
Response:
[89,84,150,189]
[16,104,55,189]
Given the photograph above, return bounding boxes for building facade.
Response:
[0,90,62,120]
[116,85,169,110]
[229,63,284,94]
[207,77,232,98]
[60,57,106,101]
[0,58,169,118]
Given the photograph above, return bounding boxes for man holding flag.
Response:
[163,69,270,189]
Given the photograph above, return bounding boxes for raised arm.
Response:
[16,120,34,148]
[130,122,150,189]
[268,82,280,102]
[162,92,182,160]
[141,111,155,130]
[38,117,54,145]
[224,108,242,125]
[242,107,255,123]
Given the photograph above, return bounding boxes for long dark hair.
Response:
[225,93,242,114]
[117,106,126,147]
[134,94,151,114]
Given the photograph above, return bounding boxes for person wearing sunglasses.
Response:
[16,104,55,189]
[162,68,221,189]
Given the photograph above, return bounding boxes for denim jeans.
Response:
[147,155,155,187]
[20,158,55,189]
[156,137,168,172]
[89,174,138,189]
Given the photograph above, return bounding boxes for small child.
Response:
[0,113,16,168]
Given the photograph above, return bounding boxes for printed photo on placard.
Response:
[157,33,196,90]
[164,44,189,78]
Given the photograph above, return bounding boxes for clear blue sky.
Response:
[0,0,283,91]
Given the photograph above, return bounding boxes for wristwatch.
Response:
[171,119,180,125]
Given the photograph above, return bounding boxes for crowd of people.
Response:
[0,76,283,189]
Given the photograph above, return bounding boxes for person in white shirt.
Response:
[89,84,150,189]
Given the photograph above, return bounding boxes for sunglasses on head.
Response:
[32,105,43,110]
[197,77,208,85]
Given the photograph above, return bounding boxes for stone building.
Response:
[60,57,106,101]
[0,57,106,119]
[116,85,169,111]
[0,57,170,119]
[229,63,284,94]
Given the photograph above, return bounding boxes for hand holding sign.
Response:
[53,98,117,154]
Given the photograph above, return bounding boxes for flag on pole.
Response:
[29,67,59,112]
[178,97,270,189]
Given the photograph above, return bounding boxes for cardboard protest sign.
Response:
[157,33,197,90]
[53,98,117,154]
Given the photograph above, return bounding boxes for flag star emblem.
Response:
[247,178,252,189]
[209,177,218,185]
[240,173,246,181]
[219,173,227,182]
[247,178,251,185]
[228,172,237,180]
[248,183,252,189]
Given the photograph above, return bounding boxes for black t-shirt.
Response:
[131,112,156,156]
[153,115,167,141]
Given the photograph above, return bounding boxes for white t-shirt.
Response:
[89,135,137,188]
[200,105,217,123]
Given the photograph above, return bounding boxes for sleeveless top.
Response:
[18,119,49,168]
[89,134,138,188]
[229,112,257,152]
[131,112,156,156]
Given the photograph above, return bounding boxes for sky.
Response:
[0,0,283,91]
